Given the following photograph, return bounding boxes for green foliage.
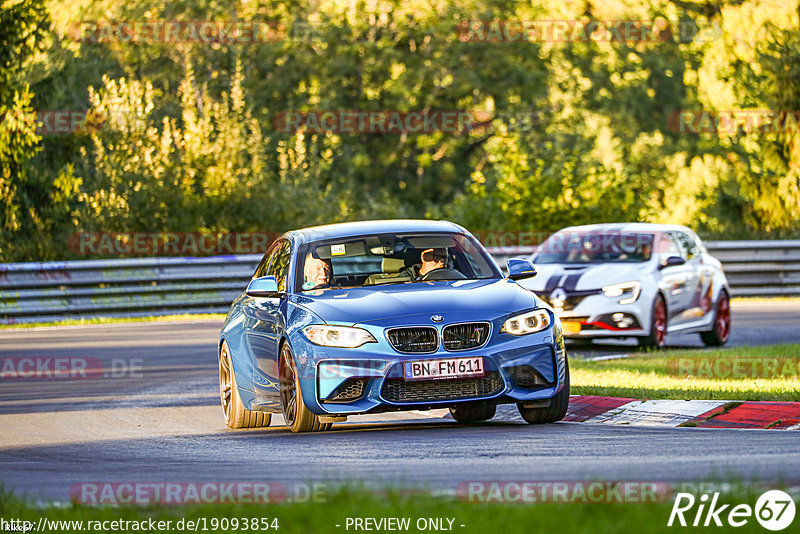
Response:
[731,23,800,233]
[0,0,49,102]
[83,57,341,235]
[0,89,40,232]
[0,0,51,260]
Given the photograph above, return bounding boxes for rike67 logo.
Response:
[668,490,796,531]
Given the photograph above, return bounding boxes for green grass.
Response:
[0,313,227,329]
[0,486,786,534]
[572,344,800,401]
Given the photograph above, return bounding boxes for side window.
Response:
[253,241,281,279]
[657,233,682,265]
[267,240,292,292]
[676,232,699,260]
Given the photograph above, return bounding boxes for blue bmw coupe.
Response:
[219,220,569,432]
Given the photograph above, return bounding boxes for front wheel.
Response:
[219,341,271,429]
[700,290,731,346]
[639,294,667,348]
[279,343,330,433]
[450,402,496,422]
[517,359,570,424]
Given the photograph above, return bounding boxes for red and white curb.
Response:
[574,398,728,426]
[563,396,800,429]
[689,400,800,429]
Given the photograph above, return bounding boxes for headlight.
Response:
[602,281,641,305]
[501,309,551,336]
[302,325,377,348]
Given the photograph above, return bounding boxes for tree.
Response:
[0,0,50,260]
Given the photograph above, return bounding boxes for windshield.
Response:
[295,232,500,292]
[534,231,654,264]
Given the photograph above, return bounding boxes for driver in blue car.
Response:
[402,247,448,280]
[418,247,448,278]
[302,253,332,290]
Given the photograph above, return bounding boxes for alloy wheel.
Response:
[653,297,667,347]
[715,292,731,342]
[219,346,233,423]
[280,344,298,427]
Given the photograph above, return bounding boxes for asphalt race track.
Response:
[1,300,799,502]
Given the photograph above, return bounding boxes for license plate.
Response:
[561,321,581,335]
[403,356,484,381]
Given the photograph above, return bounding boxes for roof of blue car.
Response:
[288,219,465,243]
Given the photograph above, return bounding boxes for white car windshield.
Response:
[534,231,655,264]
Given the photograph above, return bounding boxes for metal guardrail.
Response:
[0,255,260,323]
[1,241,798,323]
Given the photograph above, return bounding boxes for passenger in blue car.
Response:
[302,253,332,290]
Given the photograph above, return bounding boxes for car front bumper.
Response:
[552,293,651,338]
[285,314,567,416]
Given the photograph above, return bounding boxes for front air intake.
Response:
[380,372,504,403]
[325,378,367,403]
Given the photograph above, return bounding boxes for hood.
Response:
[291,278,536,325]
[519,262,652,293]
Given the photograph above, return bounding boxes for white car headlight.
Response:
[302,325,377,348]
[501,309,551,336]
[602,281,641,305]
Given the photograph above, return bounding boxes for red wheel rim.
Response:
[716,293,730,342]
[653,298,667,347]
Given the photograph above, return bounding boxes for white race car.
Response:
[519,223,731,348]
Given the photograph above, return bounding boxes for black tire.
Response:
[700,290,731,346]
[639,293,667,348]
[279,343,331,433]
[219,341,272,429]
[450,402,496,422]
[517,359,570,424]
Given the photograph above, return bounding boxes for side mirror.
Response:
[507,258,538,280]
[660,256,686,270]
[246,275,283,298]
